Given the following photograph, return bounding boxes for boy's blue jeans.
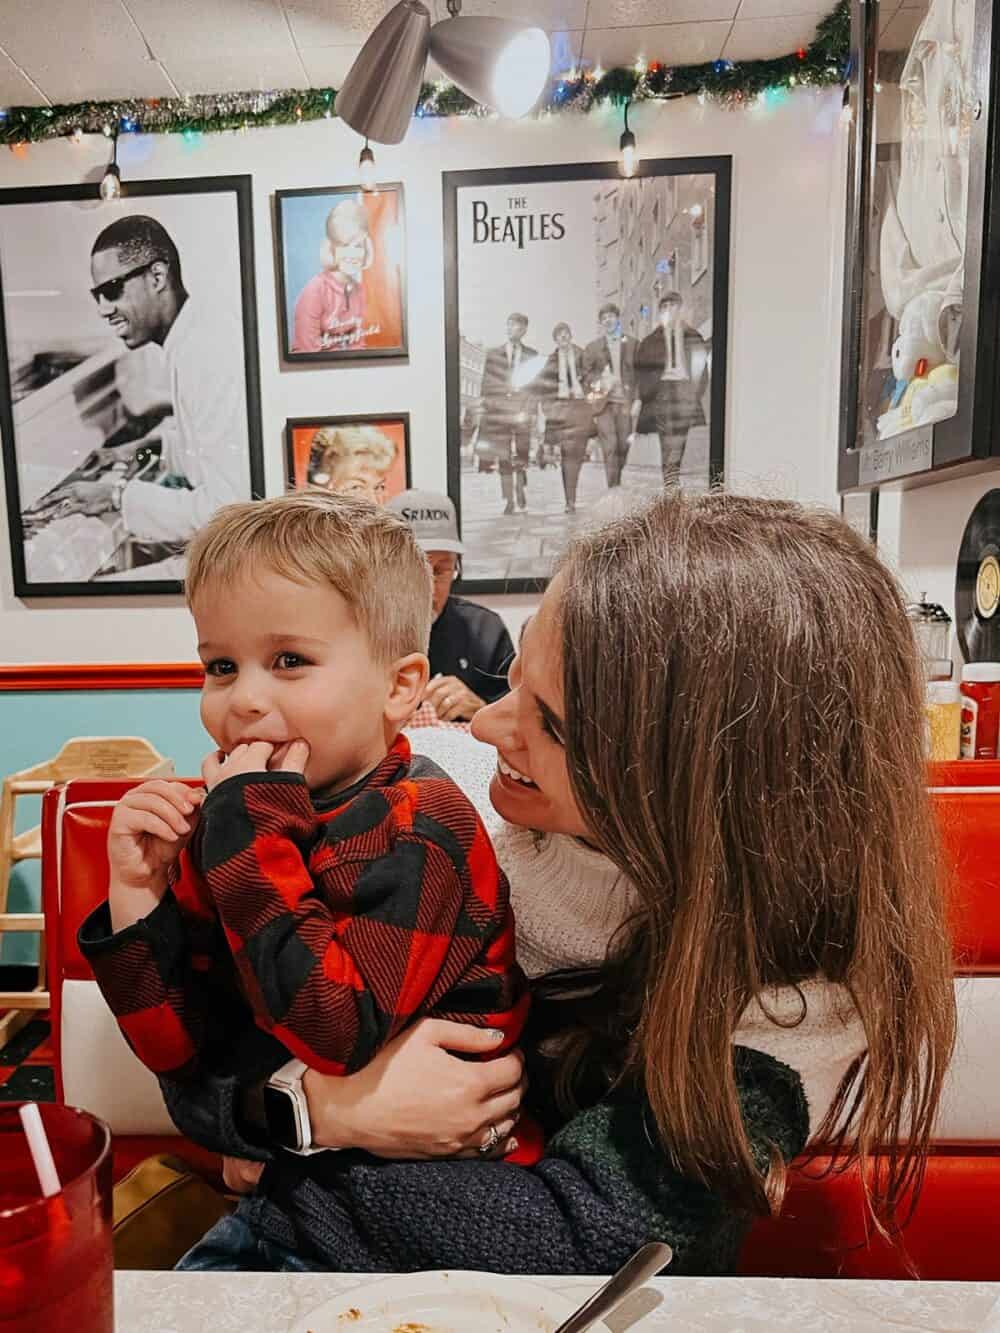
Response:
[176,1194,327,1272]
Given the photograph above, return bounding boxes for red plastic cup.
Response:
[0,1103,113,1332]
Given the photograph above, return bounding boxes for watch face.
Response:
[263,1085,302,1150]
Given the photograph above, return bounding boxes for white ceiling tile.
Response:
[586,0,738,24]
[0,50,48,107]
[297,45,364,87]
[881,6,924,48]
[0,0,178,101]
[901,0,930,8]
[126,0,294,57]
[878,1,903,32]
[159,49,311,95]
[281,0,394,49]
[581,22,730,69]
[736,0,831,17]
[445,0,588,23]
[722,15,820,60]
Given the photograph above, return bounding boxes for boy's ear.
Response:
[385,652,429,726]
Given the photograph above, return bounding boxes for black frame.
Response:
[443,157,731,595]
[839,0,1000,491]
[283,412,412,492]
[274,183,409,364]
[0,173,264,598]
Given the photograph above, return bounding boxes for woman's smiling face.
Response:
[471,571,589,839]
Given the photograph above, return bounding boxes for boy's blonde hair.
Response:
[185,491,433,662]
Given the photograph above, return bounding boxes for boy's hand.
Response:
[201,739,310,792]
[107,781,203,932]
[221,1156,264,1195]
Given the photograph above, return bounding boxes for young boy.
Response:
[79,492,534,1162]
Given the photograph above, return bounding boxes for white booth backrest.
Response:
[60,976,1000,1142]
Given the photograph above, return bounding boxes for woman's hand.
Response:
[304,1019,526,1160]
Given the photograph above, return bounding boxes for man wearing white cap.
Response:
[387,489,514,722]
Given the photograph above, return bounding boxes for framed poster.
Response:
[275,183,408,362]
[839,0,1000,491]
[0,175,264,597]
[284,413,411,504]
[444,158,731,593]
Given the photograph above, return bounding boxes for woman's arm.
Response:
[158,1017,527,1165]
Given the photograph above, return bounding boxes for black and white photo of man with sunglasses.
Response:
[30,214,249,579]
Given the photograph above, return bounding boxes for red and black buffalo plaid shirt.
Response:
[82,735,530,1086]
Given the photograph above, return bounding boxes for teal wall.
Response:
[1,689,209,964]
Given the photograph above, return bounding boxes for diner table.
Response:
[115,1270,1000,1331]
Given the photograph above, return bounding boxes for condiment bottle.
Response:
[960,662,1000,759]
[926,680,961,761]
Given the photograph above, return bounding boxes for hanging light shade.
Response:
[336,0,431,145]
[429,14,550,118]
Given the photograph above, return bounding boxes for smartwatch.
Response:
[263,1058,327,1155]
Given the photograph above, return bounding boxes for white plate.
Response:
[290,1269,613,1333]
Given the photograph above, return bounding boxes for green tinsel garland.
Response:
[0,0,847,148]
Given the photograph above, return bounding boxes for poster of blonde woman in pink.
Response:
[275,184,407,362]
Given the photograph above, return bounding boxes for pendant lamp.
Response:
[336,0,431,145]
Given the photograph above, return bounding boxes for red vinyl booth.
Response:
[41,770,1000,1276]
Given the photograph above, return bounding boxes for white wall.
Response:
[879,472,1000,657]
[0,90,848,663]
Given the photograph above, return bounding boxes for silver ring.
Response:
[478,1123,501,1154]
[443,695,452,711]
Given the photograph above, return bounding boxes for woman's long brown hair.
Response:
[552,491,956,1228]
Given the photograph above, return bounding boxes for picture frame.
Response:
[444,157,731,594]
[0,174,264,597]
[284,413,411,505]
[838,0,1000,492]
[840,487,879,545]
[274,183,408,363]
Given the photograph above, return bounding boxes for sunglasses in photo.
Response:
[90,260,157,304]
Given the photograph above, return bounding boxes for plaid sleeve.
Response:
[77,883,244,1080]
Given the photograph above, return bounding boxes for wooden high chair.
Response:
[0,736,173,1041]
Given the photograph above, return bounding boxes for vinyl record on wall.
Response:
[956,489,1000,662]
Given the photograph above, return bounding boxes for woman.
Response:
[292,198,375,354]
[307,424,396,504]
[170,491,955,1274]
[535,322,596,513]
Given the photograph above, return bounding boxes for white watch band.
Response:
[267,1057,327,1156]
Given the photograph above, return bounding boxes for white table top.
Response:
[115,1270,1000,1332]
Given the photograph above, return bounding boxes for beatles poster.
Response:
[444,159,730,592]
